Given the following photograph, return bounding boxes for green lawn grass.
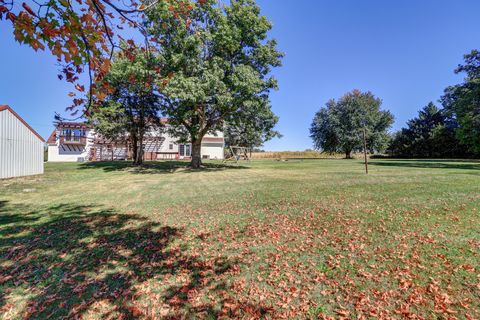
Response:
[1,159,479,319]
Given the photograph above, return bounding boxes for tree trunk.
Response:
[363,127,368,174]
[131,136,138,165]
[190,139,203,169]
[134,135,144,166]
[345,149,352,159]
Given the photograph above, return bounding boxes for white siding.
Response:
[202,131,224,160]
[0,109,44,179]
[201,143,224,160]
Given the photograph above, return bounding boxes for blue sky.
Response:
[1,0,480,150]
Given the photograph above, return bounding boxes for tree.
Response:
[0,0,161,113]
[224,107,282,150]
[387,102,466,158]
[89,50,162,165]
[147,0,283,168]
[441,50,480,155]
[310,90,394,159]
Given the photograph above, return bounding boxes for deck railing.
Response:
[59,136,87,145]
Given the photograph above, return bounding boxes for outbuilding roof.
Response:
[0,105,45,142]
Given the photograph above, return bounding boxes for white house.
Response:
[47,121,225,162]
[0,105,45,179]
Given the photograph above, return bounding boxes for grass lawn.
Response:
[1,159,479,319]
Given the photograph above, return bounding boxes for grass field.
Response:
[250,151,344,159]
[1,159,479,319]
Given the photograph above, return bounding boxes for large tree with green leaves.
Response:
[89,50,162,165]
[310,90,394,159]
[147,0,283,168]
[441,50,480,155]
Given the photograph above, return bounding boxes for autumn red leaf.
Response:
[0,0,157,117]
[75,84,85,92]
[21,3,36,17]
[6,12,16,22]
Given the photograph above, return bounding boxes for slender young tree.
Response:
[310,90,394,159]
[147,0,283,168]
[224,107,282,150]
[89,50,162,165]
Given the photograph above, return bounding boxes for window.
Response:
[169,144,173,150]
[179,144,192,157]
[62,129,84,141]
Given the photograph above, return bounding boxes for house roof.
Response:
[57,122,89,129]
[0,105,45,142]
[46,129,57,145]
[202,137,224,143]
[55,118,169,128]
[48,118,222,144]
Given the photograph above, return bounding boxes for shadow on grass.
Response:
[0,201,260,319]
[369,160,480,171]
[79,161,250,174]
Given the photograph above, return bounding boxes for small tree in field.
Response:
[225,107,282,150]
[310,90,394,159]
[148,0,283,168]
[89,51,162,166]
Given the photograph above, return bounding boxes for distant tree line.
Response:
[311,49,480,159]
[388,50,480,158]
[386,102,468,158]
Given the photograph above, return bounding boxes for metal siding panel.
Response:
[0,109,44,179]
[0,111,4,178]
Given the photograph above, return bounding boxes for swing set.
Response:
[223,146,251,164]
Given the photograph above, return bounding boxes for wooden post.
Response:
[230,146,238,164]
[363,127,368,175]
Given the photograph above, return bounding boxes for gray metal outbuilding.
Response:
[0,105,45,179]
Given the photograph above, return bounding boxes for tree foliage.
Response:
[0,0,160,113]
[441,49,480,155]
[387,103,467,158]
[224,107,281,149]
[147,0,283,168]
[89,50,162,165]
[310,90,394,158]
